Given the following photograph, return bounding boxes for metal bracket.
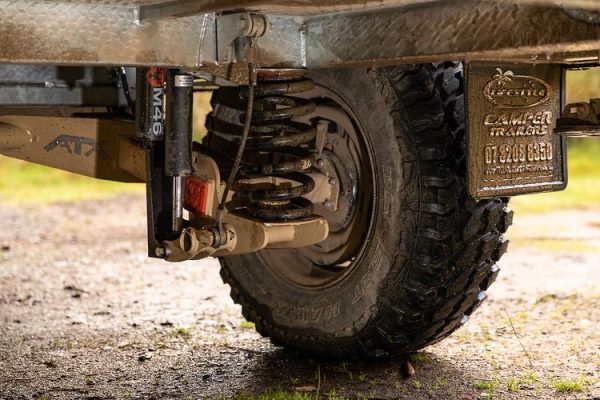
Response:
[466,62,567,199]
[216,13,269,63]
[556,99,600,137]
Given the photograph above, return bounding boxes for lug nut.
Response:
[329,177,337,185]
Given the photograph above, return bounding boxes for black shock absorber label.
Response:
[136,67,165,141]
[147,67,165,140]
[466,63,566,199]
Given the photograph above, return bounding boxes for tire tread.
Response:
[220,62,513,359]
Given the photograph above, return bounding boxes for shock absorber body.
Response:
[207,69,318,221]
[164,70,194,232]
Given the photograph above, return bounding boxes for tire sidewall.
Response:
[221,68,419,342]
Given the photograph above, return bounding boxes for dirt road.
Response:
[0,195,598,399]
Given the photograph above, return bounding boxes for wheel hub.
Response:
[257,84,375,288]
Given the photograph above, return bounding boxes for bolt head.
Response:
[323,200,333,208]
[317,160,325,168]
[198,230,214,247]
[329,177,337,185]
[154,247,166,258]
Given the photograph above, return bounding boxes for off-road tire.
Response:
[218,62,513,358]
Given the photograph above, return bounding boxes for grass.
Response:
[550,376,590,393]
[169,327,191,338]
[233,390,314,400]
[325,389,347,400]
[431,377,449,391]
[0,156,143,204]
[566,68,600,104]
[239,321,256,330]
[507,377,519,392]
[523,370,539,384]
[408,352,429,363]
[473,380,496,391]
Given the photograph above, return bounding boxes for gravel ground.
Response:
[0,194,599,399]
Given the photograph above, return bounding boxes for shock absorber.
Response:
[207,69,318,221]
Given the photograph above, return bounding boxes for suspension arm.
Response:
[0,114,145,182]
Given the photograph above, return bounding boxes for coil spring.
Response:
[207,69,317,221]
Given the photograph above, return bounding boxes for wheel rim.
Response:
[256,83,376,289]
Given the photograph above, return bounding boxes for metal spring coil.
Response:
[207,69,317,221]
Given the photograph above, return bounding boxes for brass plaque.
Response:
[466,63,566,199]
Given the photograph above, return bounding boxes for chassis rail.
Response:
[0,0,598,84]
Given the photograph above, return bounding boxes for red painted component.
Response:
[145,67,165,88]
[184,176,210,216]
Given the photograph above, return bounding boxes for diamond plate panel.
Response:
[305,1,600,68]
[0,1,216,68]
[0,0,598,77]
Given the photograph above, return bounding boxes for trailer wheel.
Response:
[218,62,513,358]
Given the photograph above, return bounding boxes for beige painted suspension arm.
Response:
[0,115,145,182]
[0,115,329,261]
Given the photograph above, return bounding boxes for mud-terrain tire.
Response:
[218,62,513,358]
